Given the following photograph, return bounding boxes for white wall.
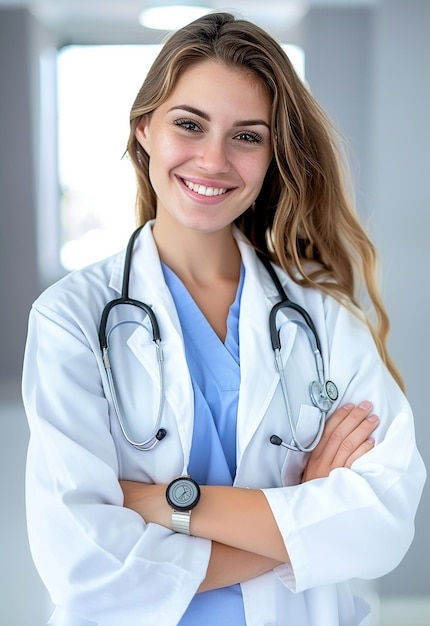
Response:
[370,0,430,597]
[302,0,430,600]
[0,381,52,625]
[0,10,56,623]
[0,8,41,380]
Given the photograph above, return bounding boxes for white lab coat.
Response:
[23,222,426,626]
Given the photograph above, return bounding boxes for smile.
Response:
[183,179,228,197]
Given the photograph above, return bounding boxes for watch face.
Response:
[166,477,200,511]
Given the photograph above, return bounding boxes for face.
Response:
[135,60,272,235]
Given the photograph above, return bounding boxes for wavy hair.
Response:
[126,12,403,388]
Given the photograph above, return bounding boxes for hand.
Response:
[302,401,379,482]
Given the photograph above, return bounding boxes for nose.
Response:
[195,135,230,174]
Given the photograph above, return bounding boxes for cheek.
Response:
[242,154,271,188]
[147,139,189,195]
[151,135,193,171]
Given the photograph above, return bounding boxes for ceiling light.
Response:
[139,5,212,30]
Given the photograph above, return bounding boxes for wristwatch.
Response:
[166,476,201,535]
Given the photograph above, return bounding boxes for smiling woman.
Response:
[23,12,425,626]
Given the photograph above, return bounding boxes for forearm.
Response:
[193,485,289,562]
[120,402,380,576]
[199,542,283,592]
[121,481,289,562]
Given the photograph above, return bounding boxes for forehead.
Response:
[162,60,272,119]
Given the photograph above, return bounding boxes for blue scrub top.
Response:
[162,262,246,626]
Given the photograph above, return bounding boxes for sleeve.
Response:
[22,301,211,626]
[261,300,426,593]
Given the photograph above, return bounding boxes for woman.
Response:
[23,12,425,626]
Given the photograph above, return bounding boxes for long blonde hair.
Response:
[126,12,403,389]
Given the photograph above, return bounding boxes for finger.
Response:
[331,413,379,468]
[327,401,374,444]
[344,437,376,469]
[312,402,373,460]
[309,403,356,459]
[323,403,357,438]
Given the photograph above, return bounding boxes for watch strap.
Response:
[172,510,191,535]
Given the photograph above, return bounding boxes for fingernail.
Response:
[367,437,375,444]
[359,401,372,410]
[367,414,379,423]
[342,403,354,410]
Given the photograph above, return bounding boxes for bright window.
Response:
[57,44,305,271]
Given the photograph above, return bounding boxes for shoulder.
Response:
[31,250,124,325]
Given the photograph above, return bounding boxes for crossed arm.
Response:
[120,401,378,591]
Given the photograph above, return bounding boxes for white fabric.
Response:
[23,222,426,626]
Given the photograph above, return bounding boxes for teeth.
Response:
[184,179,227,197]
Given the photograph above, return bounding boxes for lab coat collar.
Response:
[109,221,165,300]
[234,229,298,458]
[233,226,281,300]
[109,222,282,300]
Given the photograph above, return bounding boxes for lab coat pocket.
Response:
[295,403,323,448]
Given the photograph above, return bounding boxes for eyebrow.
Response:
[168,105,270,130]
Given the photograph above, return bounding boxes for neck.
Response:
[152,217,242,341]
[152,221,241,287]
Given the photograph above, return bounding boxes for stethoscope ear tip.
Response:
[269,434,283,446]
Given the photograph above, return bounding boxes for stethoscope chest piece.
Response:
[309,380,338,412]
[325,380,339,401]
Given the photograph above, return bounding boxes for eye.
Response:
[173,118,202,133]
[234,131,263,144]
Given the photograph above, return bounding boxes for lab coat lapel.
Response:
[235,235,297,457]
[108,223,195,461]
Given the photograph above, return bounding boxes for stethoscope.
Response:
[256,252,338,452]
[99,226,167,451]
[99,227,338,453]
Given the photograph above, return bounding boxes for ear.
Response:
[135,116,151,155]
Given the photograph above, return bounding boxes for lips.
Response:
[182,178,228,197]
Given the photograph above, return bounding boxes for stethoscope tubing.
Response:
[98,230,337,453]
[99,226,166,450]
[99,296,161,351]
[103,320,166,450]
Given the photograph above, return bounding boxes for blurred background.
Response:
[0,0,428,624]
